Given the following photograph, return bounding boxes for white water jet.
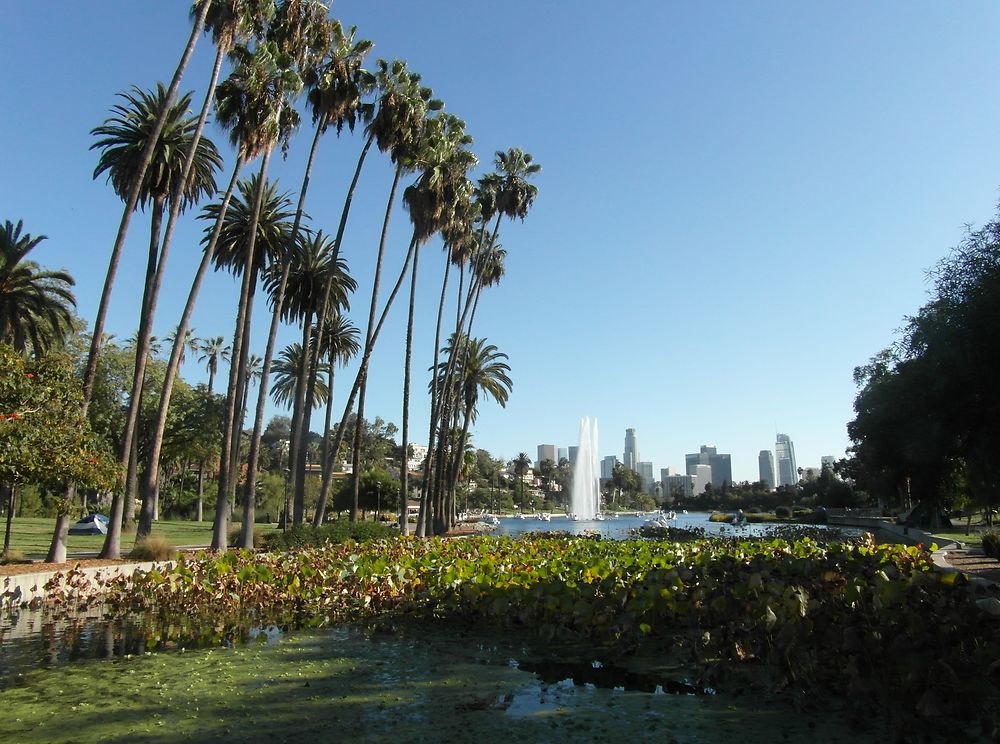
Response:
[571,417,600,519]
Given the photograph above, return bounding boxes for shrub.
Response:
[0,548,25,564]
[227,525,262,549]
[982,531,1000,559]
[775,505,792,518]
[261,521,397,551]
[129,535,177,561]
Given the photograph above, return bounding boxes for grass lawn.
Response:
[2,517,279,559]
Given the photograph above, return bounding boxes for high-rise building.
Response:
[558,447,569,462]
[776,434,798,487]
[623,428,639,471]
[537,444,557,466]
[662,472,695,500]
[758,450,775,490]
[637,461,654,493]
[600,455,619,481]
[568,446,579,466]
[692,464,712,495]
[685,445,732,488]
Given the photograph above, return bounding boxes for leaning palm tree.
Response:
[0,221,75,356]
[92,84,223,559]
[138,39,300,548]
[81,1,213,413]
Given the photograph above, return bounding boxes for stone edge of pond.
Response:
[1,560,175,613]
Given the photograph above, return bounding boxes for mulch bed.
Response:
[942,550,1000,584]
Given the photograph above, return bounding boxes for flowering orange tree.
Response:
[0,344,120,500]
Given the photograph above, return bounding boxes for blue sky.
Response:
[4,2,1000,482]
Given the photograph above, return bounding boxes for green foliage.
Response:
[982,531,1000,559]
[0,345,120,495]
[260,520,397,551]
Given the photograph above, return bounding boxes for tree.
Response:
[198,336,231,394]
[0,221,76,356]
[512,452,531,513]
[0,346,120,561]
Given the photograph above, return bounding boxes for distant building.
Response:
[408,444,428,472]
[821,455,837,471]
[758,450,775,490]
[662,470,695,500]
[537,444,557,466]
[558,447,569,462]
[692,464,712,495]
[776,434,798,487]
[601,455,619,481]
[623,428,639,471]
[568,446,579,466]
[685,445,732,488]
[637,461,654,493]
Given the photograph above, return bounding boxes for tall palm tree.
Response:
[513,452,531,514]
[344,59,441,523]
[198,336,232,393]
[396,114,476,535]
[0,221,75,356]
[92,84,222,558]
[81,0,213,414]
[253,18,372,537]
[210,39,302,551]
[132,0,277,550]
[270,343,329,409]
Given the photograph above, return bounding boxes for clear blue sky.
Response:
[4,2,1000,482]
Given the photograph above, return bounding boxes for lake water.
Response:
[494,511,792,539]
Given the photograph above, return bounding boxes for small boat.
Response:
[594,513,605,521]
[539,512,552,522]
[514,512,526,520]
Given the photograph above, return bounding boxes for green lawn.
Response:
[2,517,279,559]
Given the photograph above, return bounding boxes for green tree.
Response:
[512,452,531,513]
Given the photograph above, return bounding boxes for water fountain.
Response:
[570,417,600,520]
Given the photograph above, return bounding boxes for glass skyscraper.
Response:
[775,434,798,487]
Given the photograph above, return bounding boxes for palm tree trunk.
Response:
[399,242,421,537]
[240,116,326,547]
[318,362,336,517]
[418,248,452,537]
[138,157,245,538]
[229,279,257,503]
[292,313,314,524]
[81,0,210,410]
[213,151,273,552]
[349,165,403,520]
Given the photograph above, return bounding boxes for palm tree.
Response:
[270,343,329,409]
[81,1,213,414]
[210,39,302,551]
[314,313,360,520]
[133,0,277,549]
[273,231,355,527]
[92,84,223,558]
[0,221,75,355]
[164,328,199,368]
[513,452,531,514]
[198,336,232,393]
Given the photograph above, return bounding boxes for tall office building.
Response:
[662,471,695,500]
[685,444,732,488]
[601,455,619,481]
[568,446,579,466]
[692,464,712,495]
[537,444,557,466]
[623,428,639,471]
[776,434,798,487]
[558,447,569,462]
[637,461,654,493]
[758,450,775,490]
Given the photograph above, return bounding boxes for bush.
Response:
[227,525,263,548]
[261,521,397,551]
[129,535,177,561]
[982,531,1000,559]
[775,505,792,518]
[0,548,26,564]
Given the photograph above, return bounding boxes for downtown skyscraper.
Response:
[623,428,639,471]
[776,434,798,487]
